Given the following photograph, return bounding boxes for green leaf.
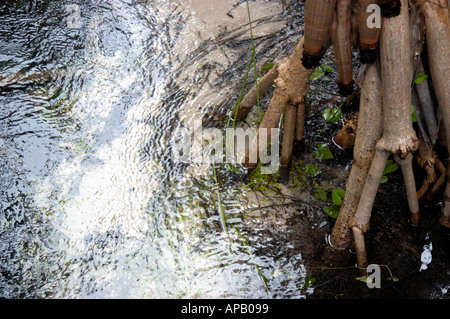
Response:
[331,188,346,205]
[324,205,340,219]
[302,277,316,289]
[414,72,428,84]
[310,66,325,81]
[320,64,335,73]
[315,189,328,201]
[261,62,275,72]
[411,105,417,123]
[383,160,398,174]
[380,175,388,184]
[225,163,242,174]
[305,164,320,177]
[355,276,370,283]
[322,107,342,124]
[314,144,334,160]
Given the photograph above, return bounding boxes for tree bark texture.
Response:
[349,0,420,270]
[420,0,450,227]
[243,37,313,168]
[302,0,337,69]
[330,63,383,249]
[331,0,354,95]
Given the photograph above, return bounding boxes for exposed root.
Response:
[302,49,326,70]
[376,136,420,158]
[242,37,313,169]
[302,0,336,69]
[424,166,447,203]
[351,225,369,275]
[415,60,439,146]
[295,100,306,145]
[331,0,354,95]
[420,0,450,227]
[395,154,420,225]
[279,102,297,183]
[233,62,280,120]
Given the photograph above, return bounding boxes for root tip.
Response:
[337,80,355,97]
[301,48,325,69]
[410,212,420,226]
[360,48,379,65]
[380,0,402,18]
[439,213,450,228]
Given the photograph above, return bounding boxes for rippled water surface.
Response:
[0,0,315,298]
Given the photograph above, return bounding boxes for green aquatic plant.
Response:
[227,0,262,130]
[322,188,345,219]
[300,276,316,290]
[380,159,399,184]
[245,161,281,196]
[309,64,335,81]
[313,144,334,160]
[414,72,428,84]
[322,106,342,124]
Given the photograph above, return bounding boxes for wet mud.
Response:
[287,172,450,299]
[265,91,450,298]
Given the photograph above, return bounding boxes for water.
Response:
[0,0,312,298]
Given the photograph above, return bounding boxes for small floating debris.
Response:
[420,242,433,272]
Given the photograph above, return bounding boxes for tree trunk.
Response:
[349,0,420,271]
[330,63,383,249]
[420,0,450,227]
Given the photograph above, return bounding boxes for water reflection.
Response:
[0,0,309,298]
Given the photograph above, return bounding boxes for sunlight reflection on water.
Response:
[0,0,309,298]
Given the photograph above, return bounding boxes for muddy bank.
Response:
[289,174,449,299]
[240,100,450,298]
